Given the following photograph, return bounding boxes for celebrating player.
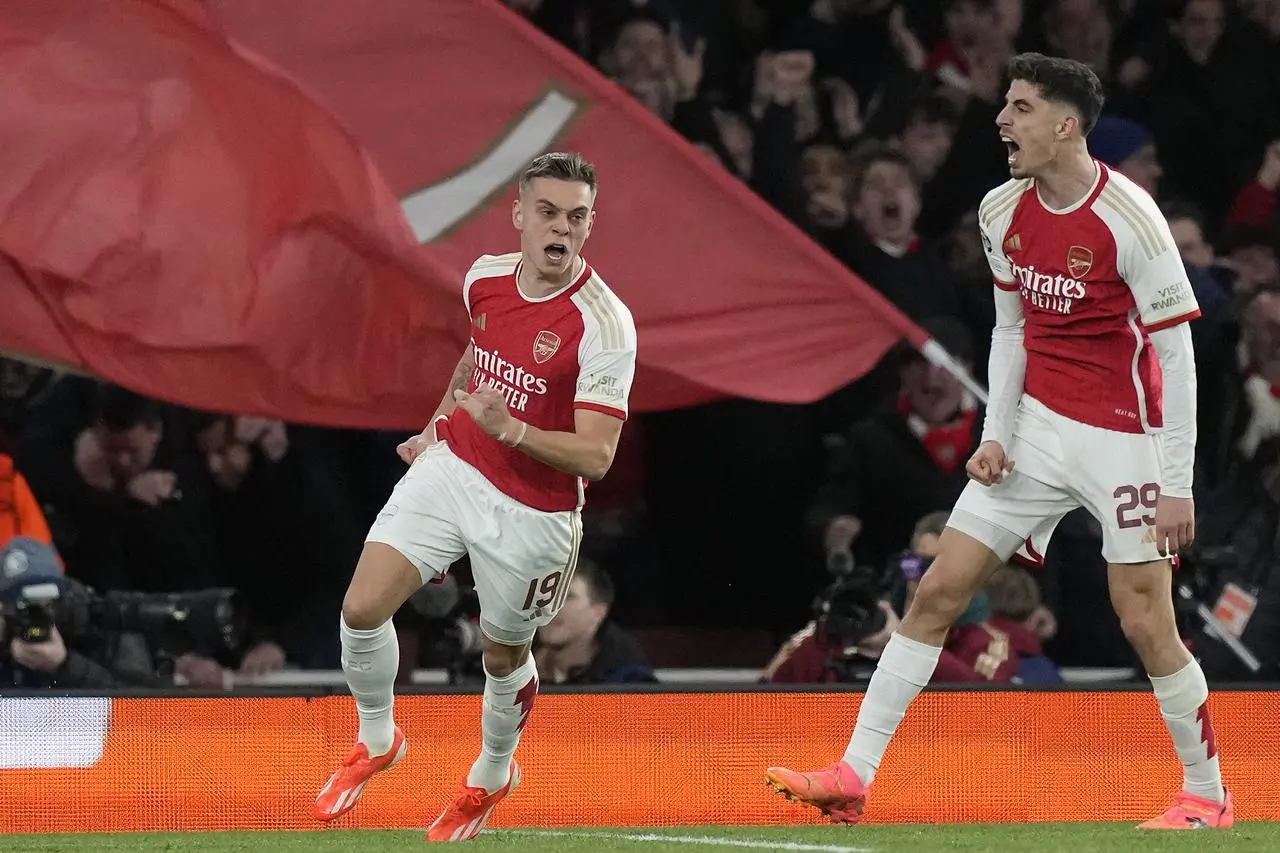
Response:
[314,152,636,842]
[766,53,1230,830]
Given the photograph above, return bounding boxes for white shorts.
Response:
[948,396,1165,566]
[365,441,582,646]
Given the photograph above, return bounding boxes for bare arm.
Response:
[423,347,474,440]
[510,408,623,481]
[452,387,623,481]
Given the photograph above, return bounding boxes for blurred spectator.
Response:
[1224,139,1280,232]
[829,144,967,325]
[895,94,961,186]
[533,558,656,684]
[811,317,983,572]
[1041,0,1118,84]
[0,452,54,550]
[1132,0,1280,229]
[599,11,681,120]
[0,358,59,454]
[799,141,853,239]
[1242,0,1280,41]
[1219,223,1280,299]
[1161,200,1236,491]
[923,0,1004,93]
[16,381,223,595]
[1089,114,1163,197]
[192,414,363,671]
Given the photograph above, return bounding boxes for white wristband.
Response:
[499,420,527,448]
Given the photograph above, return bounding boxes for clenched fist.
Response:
[966,440,1015,486]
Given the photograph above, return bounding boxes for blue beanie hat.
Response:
[1088,115,1153,167]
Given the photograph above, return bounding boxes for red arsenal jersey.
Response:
[978,163,1201,434]
[436,252,637,513]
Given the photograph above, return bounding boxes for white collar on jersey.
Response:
[1034,160,1102,216]
[514,256,586,303]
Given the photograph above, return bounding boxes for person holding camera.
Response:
[763,511,1058,684]
[0,537,166,688]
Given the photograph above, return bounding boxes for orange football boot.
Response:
[425,762,521,843]
[1138,790,1233,830]
[765,760,868,824]
[314,726,407,821]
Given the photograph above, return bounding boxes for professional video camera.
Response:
[0,534,245,660]
[407,573,486,684]
[2,580,245,658]
[810,549,898,682]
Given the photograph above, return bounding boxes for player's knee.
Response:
[341,592,388,632]
[341,543,424,630]
[481,640,529,678]
[909,566,975,626]
[1116,602,1174,655]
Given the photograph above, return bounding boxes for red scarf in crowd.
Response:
[899,392,978,476]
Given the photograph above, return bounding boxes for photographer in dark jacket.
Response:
[0,537,165,688]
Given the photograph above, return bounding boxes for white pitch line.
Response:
[500,829,872,852]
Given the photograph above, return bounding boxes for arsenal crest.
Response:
[1066,245,1094,278]
[533,329,561,364]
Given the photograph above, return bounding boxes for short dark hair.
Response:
[903,93,960,132]
[984,564,1042,619]
[848,141,918,197]
[520,152,598,193]
[1160,199,1205,231]
[92,384,162,432]
[911,511,950,548]
[574,558,615,609]
[1007,52,1106,135]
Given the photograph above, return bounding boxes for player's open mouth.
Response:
[1002,136,1020,165]
[544,243,567,264]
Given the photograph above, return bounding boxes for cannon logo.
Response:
[1067,245,1094,278]
[399,89,585,243]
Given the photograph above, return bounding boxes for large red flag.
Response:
[0,0,470,429]
[0,0,931,430]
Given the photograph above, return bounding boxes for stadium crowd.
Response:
[2,0,1279,687]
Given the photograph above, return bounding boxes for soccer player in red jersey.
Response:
[767,54,1231,830]
[314,153,636,842]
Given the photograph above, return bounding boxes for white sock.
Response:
[841,633,941,784]
[340,615,399,757]
[1150,659,1224,802]
[466,656,538,793]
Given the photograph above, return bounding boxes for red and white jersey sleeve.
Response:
[1091,172,1201,332]
[571,284,637,421]
[462,252,520,320]
[976,180,1031,449]
[978,179,1030,288]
